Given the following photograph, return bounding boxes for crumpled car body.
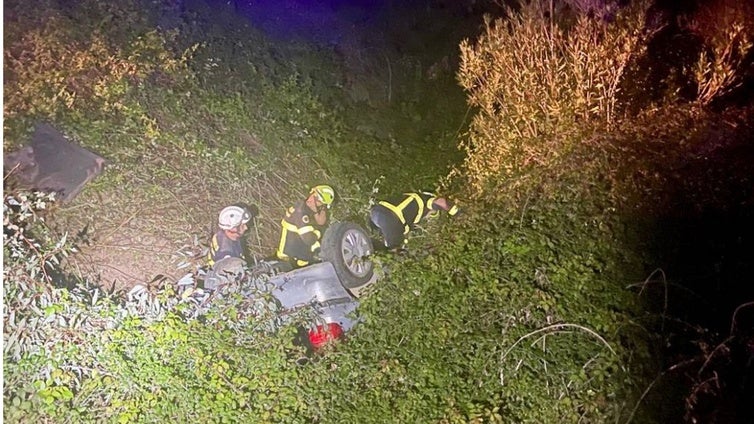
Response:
[203,221,376,349]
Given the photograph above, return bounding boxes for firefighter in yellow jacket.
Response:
[369,191,459,250]
[276,185,335,267]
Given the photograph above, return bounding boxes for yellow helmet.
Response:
[310,184,335,207]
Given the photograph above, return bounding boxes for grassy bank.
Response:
[4,0,753,422]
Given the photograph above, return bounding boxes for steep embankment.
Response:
[3,0,472,290]
[11,0,753,423]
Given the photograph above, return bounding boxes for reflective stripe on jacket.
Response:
[207,230,243,267]
[276,200,322,262]
[378,192,437,235]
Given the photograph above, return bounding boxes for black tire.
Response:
[320,221,374,289]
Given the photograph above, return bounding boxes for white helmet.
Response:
[218,206,251,230]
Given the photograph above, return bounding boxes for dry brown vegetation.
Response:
[452,0,753,214]
[449,1,754,421]
[455,0,656,200]
[3,16,187,123]
[687,0,754,105]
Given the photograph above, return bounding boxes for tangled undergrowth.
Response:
[4,0,754,422]
[2,190,320,422]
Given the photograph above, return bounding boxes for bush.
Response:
[455,0,655,200]
[686,0,754,106]
[2,0,191,142]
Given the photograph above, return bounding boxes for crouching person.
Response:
[203,204,256,291]
[276,185,335,268]
[369,191,459,252]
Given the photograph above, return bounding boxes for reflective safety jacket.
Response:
[207,230,244,267]
[276,200,324,266]
[377,192,442,236]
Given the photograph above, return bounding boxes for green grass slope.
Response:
[11,0,752,422]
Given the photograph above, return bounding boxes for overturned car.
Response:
[191,221,376,349]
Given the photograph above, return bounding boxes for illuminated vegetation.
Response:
[4,0,753,422]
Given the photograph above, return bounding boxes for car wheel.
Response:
[321,221,374,289]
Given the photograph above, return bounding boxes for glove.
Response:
[312,247,322,262]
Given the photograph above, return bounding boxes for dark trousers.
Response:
[369,204,406,249]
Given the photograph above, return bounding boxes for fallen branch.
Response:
[623,357,701,424]
[628,268,668,332]
[500,322,616,364]
[730,301,754,335]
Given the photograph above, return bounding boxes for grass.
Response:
[5,0,753,422]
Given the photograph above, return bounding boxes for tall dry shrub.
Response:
[687,0,754,105]
[456,0,655,199]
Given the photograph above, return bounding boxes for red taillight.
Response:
[308,322,344,349]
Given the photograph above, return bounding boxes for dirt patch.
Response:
[71,232,186,292]
[48,151,311,292]
[50,175,211,292]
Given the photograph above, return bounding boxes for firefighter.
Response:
[207,204,254,267]
[369,191,459,250]
[276,185,335,267]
